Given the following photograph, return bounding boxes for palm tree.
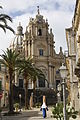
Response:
[0,48,19,113]
[31,66,45,93]
[18,58,44,109]
[0,5,14,33]
[17,58,33,109]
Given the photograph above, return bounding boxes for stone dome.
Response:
[10,23,23,49]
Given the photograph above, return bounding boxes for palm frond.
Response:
[5,25,15,34]
[0,6,3,9]
[0,10,14,33]
[0,24,6,32]
[0,59,7,67]
[0,48,19,72]
[0,14,12,22]
[0,17,7,25]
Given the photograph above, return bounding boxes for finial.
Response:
[46,19,48,22]
[37,6,40,14]
[50,28,52,33]
[19,22,21,26]
[60,47,62,52]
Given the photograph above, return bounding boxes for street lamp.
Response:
[57,84,61,103]
[19,94,22,111]
[59,63,68,120]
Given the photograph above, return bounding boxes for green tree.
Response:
[18,58,44,109]
[17,58,34,109]
[31,65,45,93]
[0,5,14,33]
[0,48,19,113]
[52,103,78,120]
[52,103,63,120]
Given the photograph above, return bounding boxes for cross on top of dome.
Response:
[19,22,21,26]
[37,6,40,15]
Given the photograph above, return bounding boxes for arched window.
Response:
[38,29,42,36]
[39,49,43,56]
[38,74,45,87]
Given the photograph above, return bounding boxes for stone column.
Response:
[49,64,53,88]
[32,81,33,89]
[15,71,18,86]
[28,40,30,56]
[52,66,55,86]
[48,43,50,56]
[24,40,29,58]
[32,40,34,56]
[52,66,55,88]
[73,82,79,111]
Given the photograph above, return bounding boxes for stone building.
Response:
[10,7,64,92]
[66,27,78,111]
[0,63,8,107]
[65,0,80,112]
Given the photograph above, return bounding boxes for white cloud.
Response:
[0,0,76,14]
[41,10,73,53]
[0,0,76,54]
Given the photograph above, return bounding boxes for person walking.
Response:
[40,96,48,118]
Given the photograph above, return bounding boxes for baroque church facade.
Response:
[10,7,64,90]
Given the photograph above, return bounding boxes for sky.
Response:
[0,0,76,54]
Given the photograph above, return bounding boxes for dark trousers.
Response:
[42,108,46,118]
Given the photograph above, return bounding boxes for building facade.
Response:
[66,27,79,111]
[0,63,8,107]
[10,7,64,91]
[65,0,80,112]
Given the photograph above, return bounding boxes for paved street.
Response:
[1,107,55,120]
[0,107,80,120]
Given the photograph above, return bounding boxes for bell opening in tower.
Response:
[38,29,42,36]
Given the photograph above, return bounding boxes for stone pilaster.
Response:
[32,40,34,56]
[15,71,18,86]
[49,64,53,88]
[28,40,30,56]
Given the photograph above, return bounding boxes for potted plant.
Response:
[14,103,19,112]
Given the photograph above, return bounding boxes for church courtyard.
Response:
[1,107,80,120]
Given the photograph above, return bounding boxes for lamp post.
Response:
[57,84,61,103]
[19,94,22,111]
[59,63,68,120]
